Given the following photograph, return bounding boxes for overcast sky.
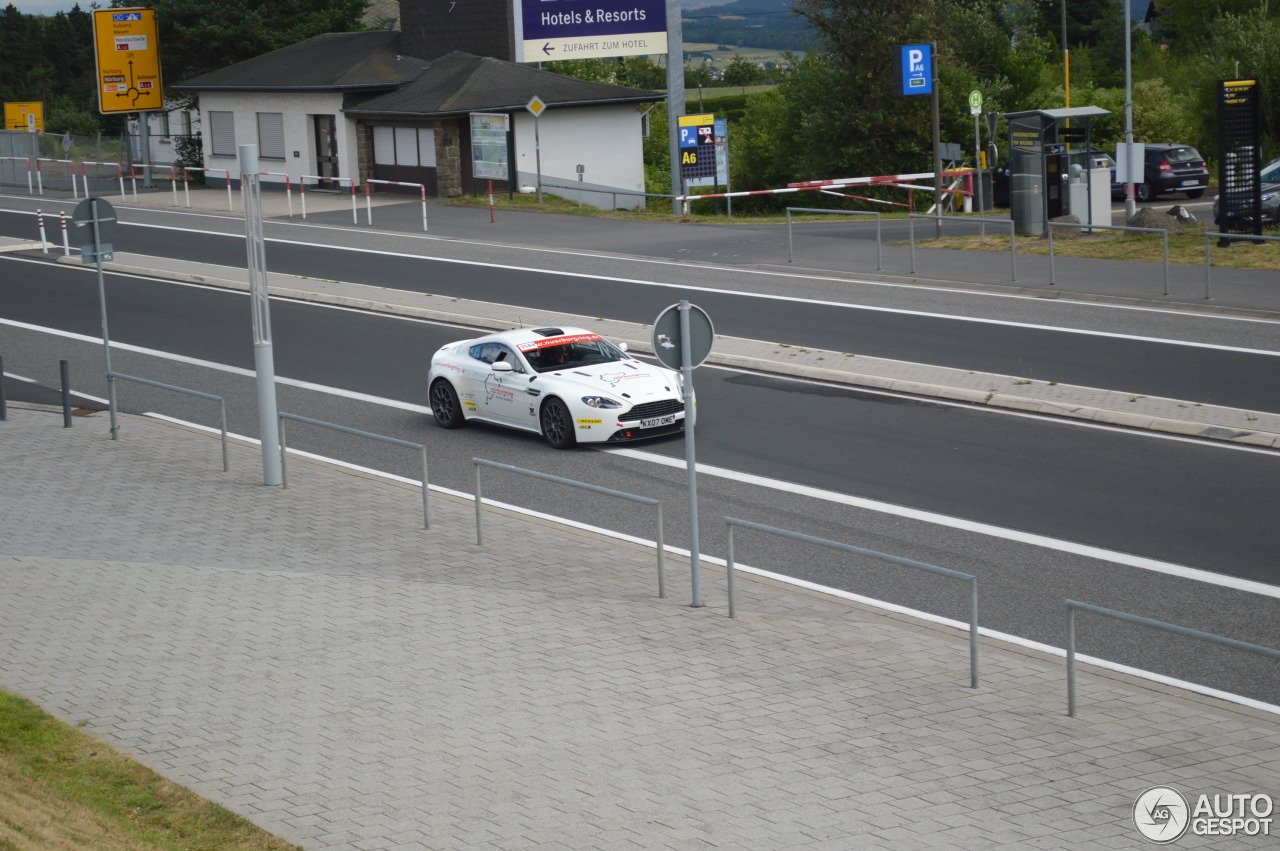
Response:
[10,2,89,15]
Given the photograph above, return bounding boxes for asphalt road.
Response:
[3,209,1278,416]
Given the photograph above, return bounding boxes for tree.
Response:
[722,56,761,88]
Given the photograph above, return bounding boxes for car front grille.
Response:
[619,398,684,422]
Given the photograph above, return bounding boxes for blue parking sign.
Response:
[899,44,932,96]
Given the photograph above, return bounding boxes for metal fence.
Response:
[106,371,228,471]
[1048,221,1170,295]
[1065,600,1280,717]
[785,207,883,269]
[724,516,980,688]
[279,412,430,529]
[472,457,667,598]
[909,213,1018,281]
[1204,231,1280,299]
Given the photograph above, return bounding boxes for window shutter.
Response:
[373,126,395,165]
[209,111,236,156]
[394,126,418,166]
[257,113,285,159]
[418,128,436,167]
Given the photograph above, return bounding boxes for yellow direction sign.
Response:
[4,102,44,131]
[93,8,163,114]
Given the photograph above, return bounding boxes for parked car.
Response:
[1112,143,1209,201]
[1213,156,1280,226]
[427,326,686,449]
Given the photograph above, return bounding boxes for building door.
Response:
[313,115,338,187]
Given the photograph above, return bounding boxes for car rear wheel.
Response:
[539,397,577,449]
[1185,189,1205,199]
[1136,182,1154,202]
[429,380,466,429]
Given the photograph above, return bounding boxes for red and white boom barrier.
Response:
[300,175,358,224]
[364,179,428,232]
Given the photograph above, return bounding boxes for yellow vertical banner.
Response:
[92,8,164,114]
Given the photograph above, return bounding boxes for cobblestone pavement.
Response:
[2,405,1277,849]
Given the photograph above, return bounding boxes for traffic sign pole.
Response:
[679,300,703,606]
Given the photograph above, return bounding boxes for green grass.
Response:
[0,690,300,851]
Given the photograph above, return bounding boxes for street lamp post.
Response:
[239,144,282,485]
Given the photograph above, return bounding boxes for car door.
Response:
[470,343,528,425]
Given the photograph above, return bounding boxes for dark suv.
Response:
[1112,143,1209,201]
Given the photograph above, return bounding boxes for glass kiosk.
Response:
[1004,106,1111,236]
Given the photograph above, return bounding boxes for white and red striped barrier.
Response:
[82,161,126,200]
[300,175,358,224]
[259,172,293,217]
[182,167,233,211]
[0,156,34,194]
[364,179,428,232]
[36,158,79,198]
[60,210,69,256]
[35,209,48,253]
[129,164,179,205]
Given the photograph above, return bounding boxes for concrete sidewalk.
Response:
[2,403,1278,849]
[73,248,1280,449]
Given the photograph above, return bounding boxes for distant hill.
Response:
[681,0,814,52]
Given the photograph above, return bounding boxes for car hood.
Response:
[538,360,679,401]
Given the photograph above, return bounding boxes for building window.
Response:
[208,111,236,156]
[159,112,170,138]
[373,125,436,167]
[179,111,192,136]
[257,112,285,159]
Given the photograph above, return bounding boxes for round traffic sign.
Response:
[652,302,714,370]
[969,90,983,114]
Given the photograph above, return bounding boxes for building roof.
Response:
[175,31,430,92]
[344,51,663,118]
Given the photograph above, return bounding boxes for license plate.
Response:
[1182,179,1201,186]
[640,414,676,428]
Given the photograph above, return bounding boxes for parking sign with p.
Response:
[898,43,932,96]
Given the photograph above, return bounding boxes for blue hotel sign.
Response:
[898,44,933,96]
[513,0,668,62]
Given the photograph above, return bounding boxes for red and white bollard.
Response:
[60,211,69,256]
[36,209,48,253]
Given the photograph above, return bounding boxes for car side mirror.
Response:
[617,342,629,353]
[491,361,513,372]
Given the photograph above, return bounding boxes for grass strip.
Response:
[0,691,300,851]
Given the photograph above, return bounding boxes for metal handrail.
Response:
[724,517,979,688]
[1048,221,1169,295]
[909,213,1017,281]
[278,412,429,529]
[472,458,666,598]
[1066,600,1280,717]
[107,372,228,471]
[1203,230,1280,300]
[785,207,883,270]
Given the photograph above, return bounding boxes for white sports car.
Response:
[426,325,687,448]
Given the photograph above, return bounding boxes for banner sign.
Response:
[677,113,717,185]
[93,8,164,113]
[513,0,667,62]
[471,113,510,181]
[1216,78,1262,240]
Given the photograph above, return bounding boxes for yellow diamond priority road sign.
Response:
[93,8,164,114]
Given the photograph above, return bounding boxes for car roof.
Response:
[479,326,600,348]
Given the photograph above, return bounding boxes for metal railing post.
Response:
[279,416,290,489]
[786,209,794,263]
[60,359,71,427]
[725,517,979,686]
[1067,606,1077,717]
[472,458,665,596]
[909,216,916,274]
[107,372,227,469]
[726,522,736,618]
[1161,231,1170,297]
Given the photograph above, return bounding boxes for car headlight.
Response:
[581,396,622,409]
[1263,191,1278,202]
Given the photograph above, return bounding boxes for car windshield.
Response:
[1262,160,1280,184]
[525,337,627,373]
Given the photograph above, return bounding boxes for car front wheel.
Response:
[429,379,466,429]
[539,397,577,449]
